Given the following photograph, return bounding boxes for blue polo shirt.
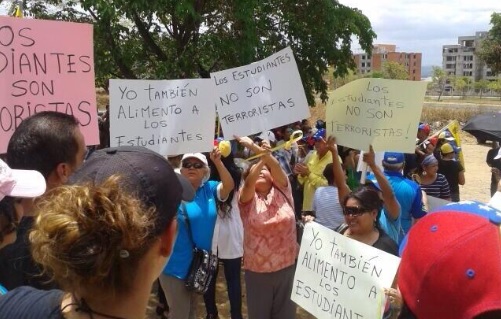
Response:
[163,180,219,279]
[381,171,424,242]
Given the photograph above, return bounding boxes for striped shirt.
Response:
[421,173,451,200]
[312,186,344,230]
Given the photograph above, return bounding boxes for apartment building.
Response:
[352,44,422,81]
[442,31,500,81]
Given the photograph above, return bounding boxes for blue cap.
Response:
[313,128,326,141]
[316,120,326,130]
[383,152,405,165]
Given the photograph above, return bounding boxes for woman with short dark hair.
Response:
[235,136,298,319]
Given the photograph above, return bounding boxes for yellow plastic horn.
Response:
[246,130,303,161]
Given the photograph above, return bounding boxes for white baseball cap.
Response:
[0,159,46,201]
[181,153,208,166]
[257,131,276,143]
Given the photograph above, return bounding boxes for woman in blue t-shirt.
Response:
[160,149,234,319]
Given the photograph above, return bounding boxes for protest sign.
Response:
[427,195,451,212]
[292,222,400,319]
[109,79,216,156]
[0,17,99,152]
[326,78,427,153]
[211,47,310,138]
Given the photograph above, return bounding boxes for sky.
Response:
[339,0,501,67]
[1,0,499,68]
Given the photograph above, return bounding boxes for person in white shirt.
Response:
[204,152,244,319]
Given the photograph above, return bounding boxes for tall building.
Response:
[442,32,500,81]
[352,44,422,81]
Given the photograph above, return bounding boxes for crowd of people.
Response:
[0,111,500,319]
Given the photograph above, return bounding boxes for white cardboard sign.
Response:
[211,47,310,138]
[292,222,400,319]
[109,79,216,156]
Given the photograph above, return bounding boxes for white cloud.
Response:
[339,0,501,66]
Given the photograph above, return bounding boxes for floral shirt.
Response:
[239,182,298,273]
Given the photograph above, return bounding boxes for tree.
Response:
[330,69,361,90]
[381,61,409,80]
[488,79,501,99]
[451,76,472,99]
[478,12,501,75]
[431,66,447,101]
[19,0,376,105]
[474,79,489,98]
[368,71,384,78]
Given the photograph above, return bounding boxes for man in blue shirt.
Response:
[379,152,426,243]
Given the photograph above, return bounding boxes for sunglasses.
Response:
[182,162,204,169]
[343,206,369,216]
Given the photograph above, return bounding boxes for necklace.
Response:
[62,295,126,319]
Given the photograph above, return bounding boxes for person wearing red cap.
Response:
[416,123,431,156]
[398,201,501,319]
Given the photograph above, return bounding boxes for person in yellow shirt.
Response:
[294,129,332,216]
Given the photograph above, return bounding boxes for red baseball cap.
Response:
[399,203,501,319]
[418,123,431,135]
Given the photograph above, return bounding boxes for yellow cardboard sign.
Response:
[326,78,427,152]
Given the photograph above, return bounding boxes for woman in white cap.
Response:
[160,148,234,319]
[0,158,46,292]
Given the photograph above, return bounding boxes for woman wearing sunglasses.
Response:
[160,149,234,319]
[326,136,400,318]
[325,136,399,255]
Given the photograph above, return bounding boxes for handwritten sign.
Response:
[109,79,216,156]
[292,222,400,319]
[0,17,99,152]
[326,78,427,153]
[211,47,310,138]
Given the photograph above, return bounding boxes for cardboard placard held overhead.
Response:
[211,47,310,138]
[109,79,216,156]
[326,78,427,153]
[0,17,99,152]
[292,222,400,319]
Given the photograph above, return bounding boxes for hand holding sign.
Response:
[292,222,400,319]
[326,78,427,153]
